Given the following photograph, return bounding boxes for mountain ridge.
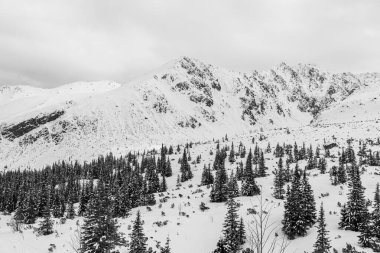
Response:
[0,56,379,169]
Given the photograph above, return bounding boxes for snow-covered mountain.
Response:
[0,57,379,169]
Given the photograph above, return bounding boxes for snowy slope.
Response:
[1,124,380,253]
[0,57,379,169]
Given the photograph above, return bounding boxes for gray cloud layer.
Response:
[0,0,379,87]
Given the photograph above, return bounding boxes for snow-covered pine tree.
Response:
[273,157,285,199]
[313,203,331,253]
[257,151,267,177]
[66,191,76,219]
[302,170,316,228]
[129,211,147,253]
[80,181,126,253]
[339,165,368,231]
[213,239,228,253]
[237,217,246,246]
[210,163,228,202]
[160,237,171,253]
[229,142,236,163]
[38,203,53,236]
[241,158,260,197]
[180,149,193,182]
[23,192,37,224]
[282,164,308,239]
[373,183,380,241]
[201,164,214,185]
[227,171,240,198]
[223,197,241,253]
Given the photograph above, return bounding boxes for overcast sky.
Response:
[0,0,379,88]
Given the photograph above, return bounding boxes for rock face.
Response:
[0,57,379,169]
[1,110,65,140]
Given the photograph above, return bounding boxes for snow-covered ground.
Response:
[1,122,380,253]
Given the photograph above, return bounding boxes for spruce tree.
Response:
[201,164,214,185]
[373,183,380,241]
[229,142,236,163]
[160,237,171,253]
[66,197,75,219]
[339,165,368,231]
[210,165,228,202]
[227,171,240,198]
[302,170,316,227]
[257,151,267,177]
[223,197,240,253]
[180,149,193,182]
[273,157,285,199]
[241,153,260,197]
[129,211,147,253]
[23,192,37,224]
[237,218,246,246]
[282,164,308,239]
[214,239,228,253]
[313,203,331,253]
[38,203,54,236]
[81,182,126,253]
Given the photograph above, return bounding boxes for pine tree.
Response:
[302,170,316,227]
[273,157,285,199]
[23,192,37,224]
[210,165,228,202]
[160,237,171,253]
[241,152,260,197]
[339,165,368,231]
[358,217,374,248]
[129,211,147,253]
[337,163,347,184]
[180,149,193,182]
[80,182,126,253]
[38,203,54,236]
[373,183,380,241]
[214,239,228,253]
[160,175,167,192]
[227,171,240,198]
[223,197,240,253]
[201,164,214,185]
[229,142,236,163]
[282,164,308,239]
[66,197,75,219]
[319,158,327,174]
[237,218,246,246]
[257,151,267,177]
[313,203,331,253]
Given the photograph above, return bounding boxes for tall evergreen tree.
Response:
[282,164,308,239]
[223,197,241,253]
[38,203,54,236]
[237,218,246,246]
[227,171,240,198]
[241,152,260,197]
[180,149,193,182]
[129,211,147,253]
[160,237,171,253]
[273,157,285,199]
[339,165,368,231]
[302,170,317,227]
[372,183,380,241]
[201,164,214,185]
[210,165,228,203]
[80,182,126,253]
[313,203,331,253]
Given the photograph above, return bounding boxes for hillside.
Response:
[0,57,379,169]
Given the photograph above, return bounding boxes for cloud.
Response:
[0,0,379,87]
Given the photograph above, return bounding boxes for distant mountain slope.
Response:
[0,57,378,169]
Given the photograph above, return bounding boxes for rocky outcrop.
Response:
[1,110,65,141]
